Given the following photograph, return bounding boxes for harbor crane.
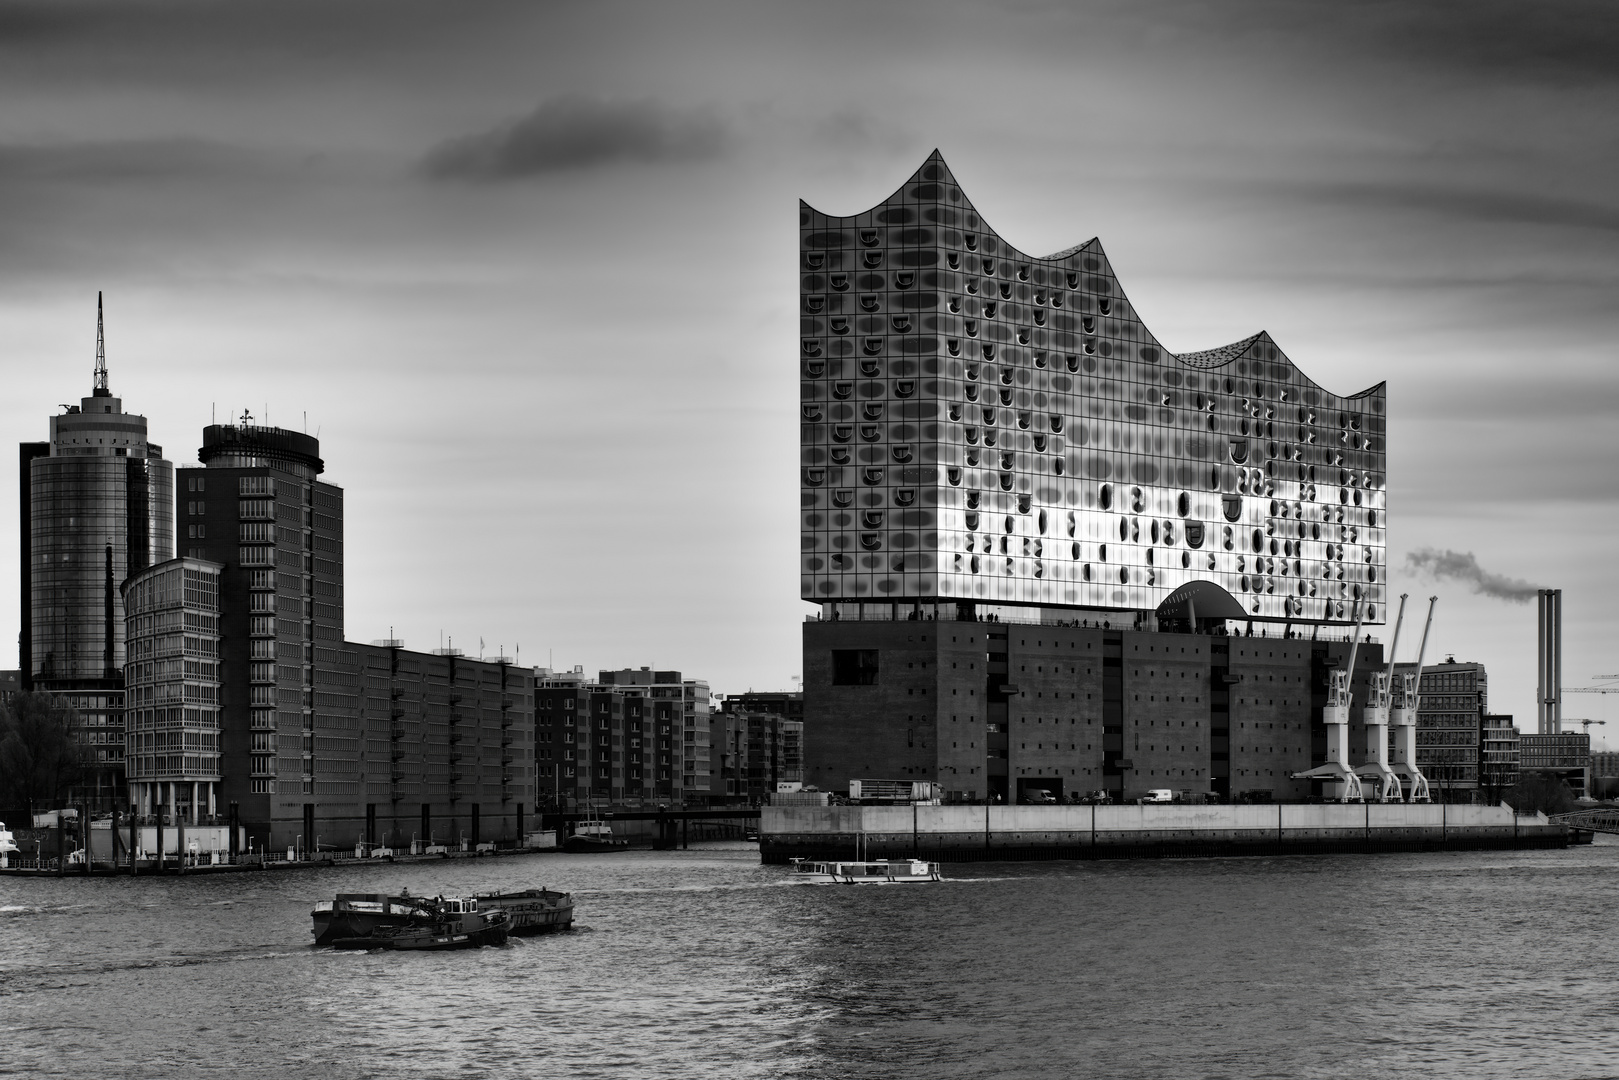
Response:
[1354,594,1407,802]
[1292,604,1367,802]
[1388,595,1436,802]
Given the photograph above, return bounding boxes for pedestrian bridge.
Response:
[1549,808,1619,835]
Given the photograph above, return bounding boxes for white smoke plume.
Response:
[1405,548,1541,604]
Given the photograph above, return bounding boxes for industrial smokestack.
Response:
[1537,589,1562,734]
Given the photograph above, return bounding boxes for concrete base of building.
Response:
[760,803,1567,863]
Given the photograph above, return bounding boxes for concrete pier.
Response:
[759,803,1567,863]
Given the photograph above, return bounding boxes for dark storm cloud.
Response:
[0,139,254,183]
[420,96,728,180]
[1358,0,1619,85]
[1133,0,1619,85]
[1405,549,1541,603]
[1284,181,1619,235]
[0,0,467,53]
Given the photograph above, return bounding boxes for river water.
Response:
[2,838,1616,1079]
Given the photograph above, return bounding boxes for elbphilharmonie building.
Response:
[800,152,1386,628]
[800,154,1399,804]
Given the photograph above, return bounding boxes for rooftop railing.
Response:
[804,604,1374,641]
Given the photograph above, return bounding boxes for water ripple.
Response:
[1,841,1617,1078]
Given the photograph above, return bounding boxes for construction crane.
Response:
[1563,674,1619,695]
[1574,719,1607,735]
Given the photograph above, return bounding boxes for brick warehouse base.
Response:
[804,617,1386,805]
[759,804,1567,863]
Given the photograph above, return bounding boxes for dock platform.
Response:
[760,803,1567,863]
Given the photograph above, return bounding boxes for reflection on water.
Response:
[3,838,1617,1079]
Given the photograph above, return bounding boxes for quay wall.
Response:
[759,804,1566,863]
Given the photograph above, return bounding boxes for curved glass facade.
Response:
[28,391,174,682]
[800,153,1386,625]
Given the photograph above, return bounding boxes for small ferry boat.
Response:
[473,888,575,934]
[562,816,628,853]
[788,858,942,884]
[0,822,18,867]
[327,895,509,951]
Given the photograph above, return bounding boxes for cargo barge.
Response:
[313,887,573,946]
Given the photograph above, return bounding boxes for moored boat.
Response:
[474,888,574,934]
[788,858,942,884]
[562,817,628,853]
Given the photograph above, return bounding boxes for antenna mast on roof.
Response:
[93,292,110,397]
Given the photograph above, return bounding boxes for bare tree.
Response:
[1504,771,1577,817]
[0,693,85,819]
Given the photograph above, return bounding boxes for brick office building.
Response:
[534,667,710,807]
[150,421,533,850]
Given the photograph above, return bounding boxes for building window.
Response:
[831,650,879,686]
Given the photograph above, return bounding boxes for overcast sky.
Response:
[2,0,1616,737]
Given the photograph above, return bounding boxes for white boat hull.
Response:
[789,858,942,884]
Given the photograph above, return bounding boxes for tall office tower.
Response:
[20,296,174,806]
[800,153,1386,624]
[178,421,343,834]
[1536,588,1562,734]
[800,155,1393,802]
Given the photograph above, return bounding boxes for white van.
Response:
[1142,789,1174,804]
